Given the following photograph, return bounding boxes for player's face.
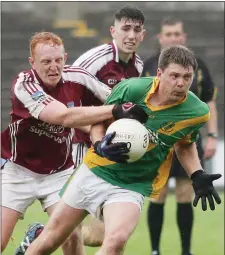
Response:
[110,18,145,55]
[157,63,194,103]
[29,43,67,89]
[158,23,186,49]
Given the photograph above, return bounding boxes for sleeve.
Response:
[73,55,98,76]
[72,44,112,77]
[13,72,55,119]
[197,58,217,102]
[179,128,201,145]
[179,111,210,145]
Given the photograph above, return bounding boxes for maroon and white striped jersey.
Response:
[1,65,111,174]
[72,40,143,145]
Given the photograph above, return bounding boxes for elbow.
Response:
[55,110,73,128]
[207,100,217,111]
[174,142,194,153]
[60,109,81,128]
[61,114,74,128]
[38,101,76,127]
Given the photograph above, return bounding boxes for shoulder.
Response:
[106,76,155,104]
[134,54,144,74]
[196,57,205,66]
[187,91,210,117]
[196,57,210,72]
[75,43,113,64]
[13,69,38,93]
[62,65,98,82]
[73,43,114,74]
[14,69,35,83]
[125,76,154,89]
[113,77,154,97]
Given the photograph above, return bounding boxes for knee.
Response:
[103,231,128,252]
[82,222,104,247]
[176,180,193,202]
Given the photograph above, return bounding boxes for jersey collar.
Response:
[111,40,136,65]
[32,69,46,88]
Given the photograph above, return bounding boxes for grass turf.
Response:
[4,192,224,255]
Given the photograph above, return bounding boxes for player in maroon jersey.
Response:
[71,5,146,246]
[72,5,146,168]
[1,31,146,254]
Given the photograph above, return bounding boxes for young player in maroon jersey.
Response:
[1,31,146,254]
[72,5,145,167]
[72,5,146,246]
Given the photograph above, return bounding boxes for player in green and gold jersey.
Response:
[26,45,221,255]
[83,75,209,198]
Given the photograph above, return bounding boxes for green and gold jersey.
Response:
[83,77,210,198]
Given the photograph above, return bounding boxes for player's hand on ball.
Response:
[191,170,222,211]
[94,131,130,163]
[112,102,148,123]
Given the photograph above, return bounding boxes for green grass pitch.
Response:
[4,192,224,255]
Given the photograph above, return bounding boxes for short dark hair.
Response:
[161,16,183,27]
[160,16,184,32]
[158,45,198,72]
[115,5,145,24]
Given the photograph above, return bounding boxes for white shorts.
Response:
[72,143,88,167]
[62,163,145,219]
[1,161,74,217]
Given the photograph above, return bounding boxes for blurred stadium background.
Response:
[1,2,224,254]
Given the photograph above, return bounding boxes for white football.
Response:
[106,118,149,163]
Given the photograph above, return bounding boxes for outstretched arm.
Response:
[174,142,202,177]
[175,141,221,211]
[39,100,114,128]
[14,73,114,128]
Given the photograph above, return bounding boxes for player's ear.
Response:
[110,26,116,39]
[156,68,162,79]
[29,57,35,69]
[157,33,162,41]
